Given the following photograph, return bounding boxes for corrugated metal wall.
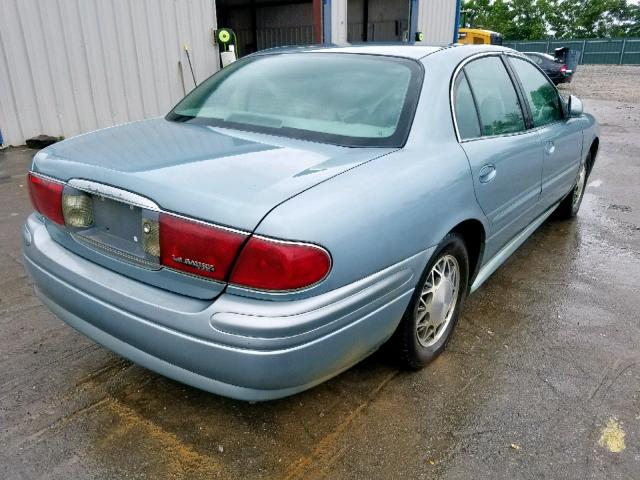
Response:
[418,0,456,44]
[0,0,219,146]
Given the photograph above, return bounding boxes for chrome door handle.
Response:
[545,141,556,155]
[478,164,497,183]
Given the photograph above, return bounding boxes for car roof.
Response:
[250,43,521,63]
[251,43,446,60]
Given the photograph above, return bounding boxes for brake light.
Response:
[560,65,568,74]
[28,173,65,225]
[159,213,247,281]
[230,237,331,291]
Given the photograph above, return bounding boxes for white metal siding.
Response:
[0,0,219,146]
[330,0,348,44]
[419,0,456,44]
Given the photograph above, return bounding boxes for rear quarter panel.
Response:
[250,145,483,301]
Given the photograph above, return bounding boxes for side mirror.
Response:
[568,95,583,117]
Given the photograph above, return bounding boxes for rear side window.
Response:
[509,57,563,128]
[464,56,526,137]
[453,72,481,140]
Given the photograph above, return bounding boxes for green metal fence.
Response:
[504,38,640,65]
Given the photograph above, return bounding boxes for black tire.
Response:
[554,154,590,219]
[392,232,469,370]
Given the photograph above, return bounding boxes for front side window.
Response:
[509,57,563,128]
[464,56,526,137]
[167,53,423,147]
[453,72,481,140]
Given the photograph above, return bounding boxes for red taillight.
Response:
[230,237,331,291]
[28,173,64,225]
[159,213,247,281]
[160,214,331,290]
[560,65,568,74]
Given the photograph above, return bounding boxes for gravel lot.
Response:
[559,64,640,104]
[1,64,639,479]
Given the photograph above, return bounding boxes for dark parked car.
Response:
[524,52,573,84]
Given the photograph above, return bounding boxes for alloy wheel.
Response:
[572,163,587,210]
[415,255,460,348]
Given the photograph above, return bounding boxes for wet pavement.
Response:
[2,74,639,478]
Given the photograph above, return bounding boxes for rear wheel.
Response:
[554,156,589,219]
[393,233,469,370]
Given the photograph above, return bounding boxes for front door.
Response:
[507,55,584,213]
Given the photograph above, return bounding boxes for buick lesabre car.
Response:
[23,44,599,401]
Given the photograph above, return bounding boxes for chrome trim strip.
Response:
[470,202,559,294]
[29,171,66,185]
[68,179,161,211]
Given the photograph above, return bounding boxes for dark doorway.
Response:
[216,0,322,56]
[347,0,411,42]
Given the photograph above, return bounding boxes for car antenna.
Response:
[184,44,197,87]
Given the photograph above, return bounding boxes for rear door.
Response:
[507,55,583,213]
[453,54,544,260]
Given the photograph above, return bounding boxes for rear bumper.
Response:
[22,214,429,401]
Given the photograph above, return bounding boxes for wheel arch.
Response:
[587,137,599,174]
[449,218,486,286]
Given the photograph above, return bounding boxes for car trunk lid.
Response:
[32,118,393,299]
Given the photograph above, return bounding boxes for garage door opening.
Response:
[216,0,323,56]
[347,0,412,42]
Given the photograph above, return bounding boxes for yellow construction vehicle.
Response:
[458,28,503,45]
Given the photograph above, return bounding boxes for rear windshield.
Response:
[167,53,423,147]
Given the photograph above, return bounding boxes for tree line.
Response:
[462,0,640,40]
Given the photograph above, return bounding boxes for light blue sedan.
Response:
[22,44,599,400]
